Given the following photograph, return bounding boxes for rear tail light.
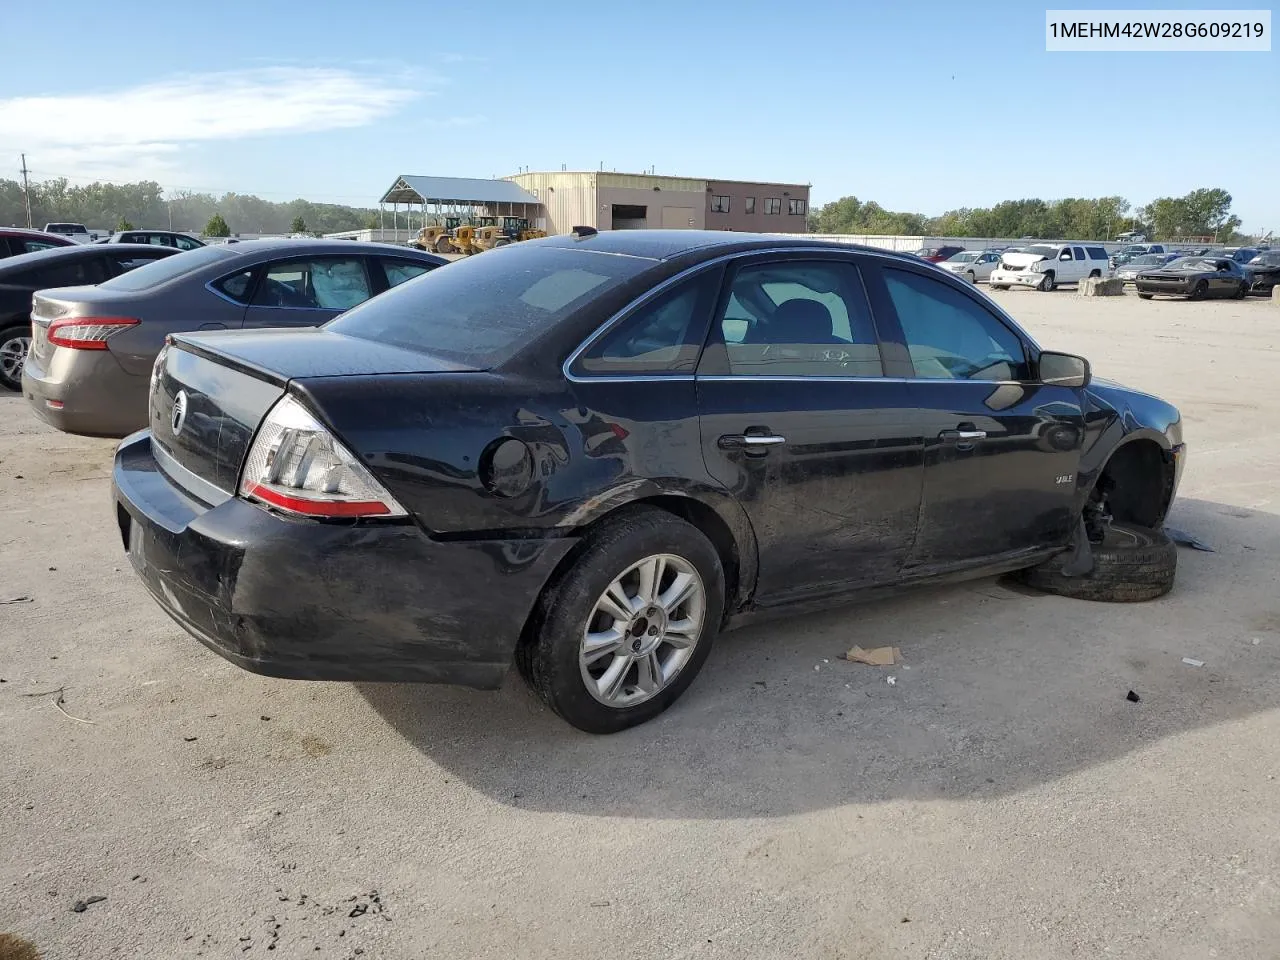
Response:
[47,316,139,350]
[238,395,407,519]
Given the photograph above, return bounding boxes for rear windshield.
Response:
[99,244,239,291]
[327,245,653,366]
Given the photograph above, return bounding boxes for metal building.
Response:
[376,175,541,241]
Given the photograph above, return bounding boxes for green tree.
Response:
[290,215,307,234]
[116,216,134,231]
[204,213,231,238]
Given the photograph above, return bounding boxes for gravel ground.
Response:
[2,288,1278,960]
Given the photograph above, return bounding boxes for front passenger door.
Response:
[243,257,374,329]
[874,265,1085,569]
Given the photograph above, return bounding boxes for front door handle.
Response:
[719,433,786,450]
[939,429,987,442]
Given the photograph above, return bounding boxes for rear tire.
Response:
[0,323,31,392]
[1138,293,1154,299]
[517,507,725,733]
[965,271,976,284]
[1038,271,1056,292]
[1089,269,1101,279]
[1015,522,1176,602]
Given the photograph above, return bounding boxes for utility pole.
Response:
[20,154,33,228]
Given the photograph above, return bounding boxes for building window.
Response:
[744,197,756,214]
[788,199,807,216]
[710,195,730,213]
[764,198,781,215]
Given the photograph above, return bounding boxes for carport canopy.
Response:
[380,175,538,209]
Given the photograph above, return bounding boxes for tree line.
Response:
[809,187,1248,242]
[0,178,381,235]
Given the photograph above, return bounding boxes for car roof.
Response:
[0,242,176,272]
[209,238,445,257]
[534,229,922,265]
[0,227,74,241]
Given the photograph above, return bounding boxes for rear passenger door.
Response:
[696,254,925,603]
[242,256,374,329]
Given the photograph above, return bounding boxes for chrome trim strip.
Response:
[152,440,232,507]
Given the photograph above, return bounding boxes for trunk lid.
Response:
[151,329,479,504]
[30,286,146,363]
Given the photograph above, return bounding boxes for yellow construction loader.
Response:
[411,216,463,254]
[468,217,547,253]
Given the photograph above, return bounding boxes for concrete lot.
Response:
[2,289,1278,960]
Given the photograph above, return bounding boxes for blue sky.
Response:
[3,0,1276,230]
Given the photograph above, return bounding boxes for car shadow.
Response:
[357,497,1279,819]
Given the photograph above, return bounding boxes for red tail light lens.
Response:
[47,316,139,350]
[238,396,407,520]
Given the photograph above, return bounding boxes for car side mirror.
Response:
[1039,351,1090,388]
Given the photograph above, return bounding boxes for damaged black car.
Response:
[113,230,1185,733]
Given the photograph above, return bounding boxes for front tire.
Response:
[518,507,725,733]
[0,323,31,391]
[1038,271,1056,292]
[1191,280,1209,300]
[965,271,976,284]
[1015,522,1176,602]
[1235,281,1249,299]
[990,284,1009,291]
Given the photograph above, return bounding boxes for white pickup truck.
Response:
[42,222,94,244]
[989,243,1112,291]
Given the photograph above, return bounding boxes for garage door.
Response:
[661,207,695,229]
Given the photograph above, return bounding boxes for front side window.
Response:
[763,198,781,215]
[380,258,435,289]
[744,197,756,214]
[21,240,61,254]
[175,235,202,251]
[788,199,807,216]
[109,251,172,274]
[882,268,1027,381]
[715,260,882,378]
[710,195,730,213]
[253,258,371,310]
[575,271,718,375]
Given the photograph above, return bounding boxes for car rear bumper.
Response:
[112,431,576,689]
[22,346,148,437]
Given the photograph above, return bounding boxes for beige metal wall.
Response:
[506,172,595,235]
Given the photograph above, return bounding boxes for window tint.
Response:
[101,243,239,291]
[716,261,882,378]
[1086,246,1108,260]
[1072,247,1086,261]
[327,245,650,366]
[710,195,730,213]
[380,258,434,289]
[253,258,371,310]
[883,268,1027,381]
[109,251,172,274]
[576,271,717,375]
[175,235,202,250]
[763,198,781,215]
[744,197,756,214]
[213,269,255,303]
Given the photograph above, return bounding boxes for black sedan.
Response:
[1245,250,1280,296]
[113,230,1185,733]
[1134,256,1250,300]
[0,243,179,391]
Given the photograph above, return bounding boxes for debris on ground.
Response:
[886,676,897,686]
[846,646,901,666]
[1,596,34,604]
[71,895,106,913]
[1126,690,1141,703]
[1182,657,1206,668]
[1164,527,1215,552]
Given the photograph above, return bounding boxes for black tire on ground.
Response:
[990,284,1009,291]
[1235,281,1248,299]
[1015,522,1176,602]
[1191,280,1208,300]
[965,271,976,284]
[516,506,725,733]
[1038,271,1056,292]
[1089,269,1101,278]
[434,236,452,254]
[0,323,32,391]
[1138,293,1154,299]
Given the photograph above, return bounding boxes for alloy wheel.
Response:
[579,553,705,708]
[0,333,31,385]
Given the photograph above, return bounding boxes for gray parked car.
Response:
[96,230,206,251]
[22,240,447,437]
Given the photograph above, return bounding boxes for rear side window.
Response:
[26,258,108,287]
[1086,246,1108,260]
[109,251,173,274]
[379,258,435,289]
[575,270,718,375]
[213,269,255,303]
[1072,247,1086,261]
[327,246,651,367]
[101,244,238,291]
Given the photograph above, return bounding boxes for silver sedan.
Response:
[937,249,1002,284]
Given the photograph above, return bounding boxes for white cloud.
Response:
[0,67,421,185]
